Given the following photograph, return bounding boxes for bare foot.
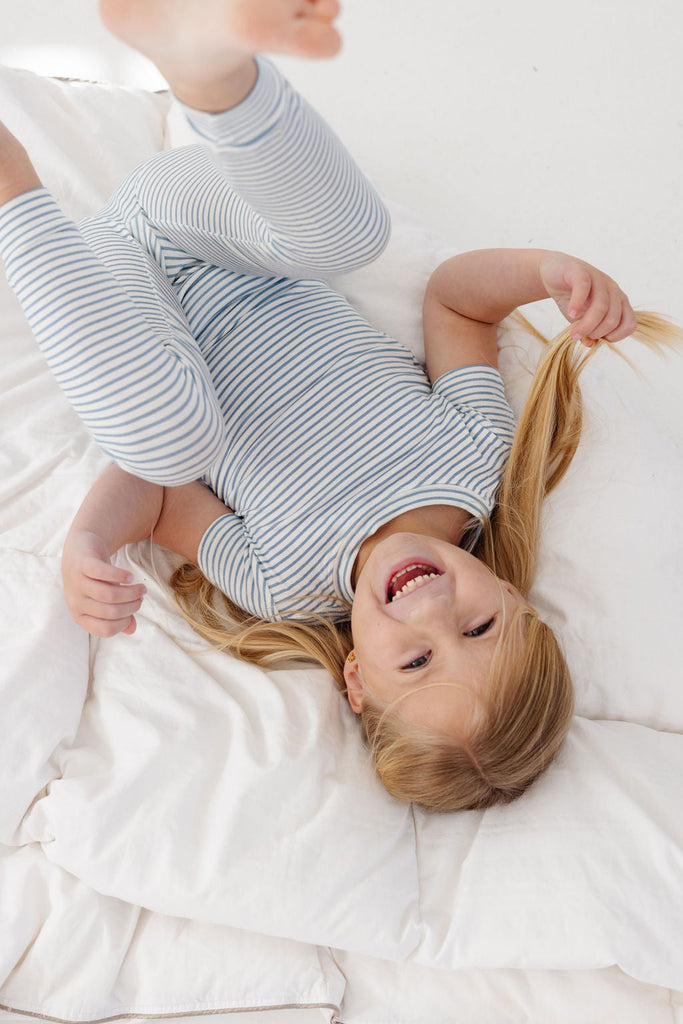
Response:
[99,0,341,108]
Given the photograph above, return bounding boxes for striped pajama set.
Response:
[0,58,515,622]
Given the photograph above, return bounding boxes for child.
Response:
[0,0,668,812]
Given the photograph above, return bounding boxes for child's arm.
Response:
[0,121,41,206]
[63,465,231,637]
[62,466,162,637]
[423,248,637,384]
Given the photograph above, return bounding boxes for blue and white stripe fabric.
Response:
[0,58,514,622]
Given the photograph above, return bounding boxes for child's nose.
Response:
[407,589,454,627]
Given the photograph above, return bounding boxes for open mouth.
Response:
[386,562,443,603]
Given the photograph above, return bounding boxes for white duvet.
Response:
[1,65,683,1023]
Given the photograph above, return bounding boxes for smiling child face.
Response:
[345,533,528,738]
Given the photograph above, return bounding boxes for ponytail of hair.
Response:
[475,310,681,593]
[169,561,351,681]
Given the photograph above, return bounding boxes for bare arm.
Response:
[62,464,231,637]
[62,465,162,637]
[66,464,164,556]
[0,121,42,207]
[154,475,233,563]
[423,248,636,384]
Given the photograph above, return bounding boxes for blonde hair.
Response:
[169,566,352,678]
[169,311,680,812]
[357,607,573,811]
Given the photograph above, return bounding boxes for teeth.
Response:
[391,572,439,602]
[392,563,422,582]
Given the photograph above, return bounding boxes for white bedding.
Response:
[1,62,683,1024]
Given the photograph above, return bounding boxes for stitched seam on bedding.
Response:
[407,802,425,959]
[0,1001,340,1024]
[667,987,679,1021]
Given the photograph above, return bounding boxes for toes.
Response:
[303,0,341,21]
[289,18,341,57]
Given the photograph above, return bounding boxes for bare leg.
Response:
[98,0,341,111]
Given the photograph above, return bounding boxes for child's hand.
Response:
[539,252,637,347]
[0,121,42,206]
[62,530,147,638]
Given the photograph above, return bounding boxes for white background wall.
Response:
[2,0,165,88]
[2,0,682,320]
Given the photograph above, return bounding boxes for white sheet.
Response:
[1,61,683,1023]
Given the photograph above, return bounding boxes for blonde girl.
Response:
[0,0,674,812]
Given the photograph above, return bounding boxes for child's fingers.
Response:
[602,299,637,343]
[576,293,634,346]
[82,556,134,585]
[79,613,137,638]
[84,577,147,604]
[571,289,613,342]
[83,595,144,621]
[567,273,593,322]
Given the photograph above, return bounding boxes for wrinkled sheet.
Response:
[1,64,683,1023]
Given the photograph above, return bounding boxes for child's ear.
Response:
[343,654,364,714]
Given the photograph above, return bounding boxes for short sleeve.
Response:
[197,513,276,620]
[432,364,515,441]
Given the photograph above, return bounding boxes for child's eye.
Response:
[465,618,494,638]
[402,652,431,671]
